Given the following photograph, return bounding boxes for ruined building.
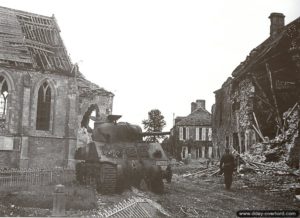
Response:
[212,13,300,156]
[0,6,113,168]
[171,100,212,160]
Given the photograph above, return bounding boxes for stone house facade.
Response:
[0,6,113,169]
[212,13,300,156]
[171,100,212,160]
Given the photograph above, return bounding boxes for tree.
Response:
[142,109,166,142]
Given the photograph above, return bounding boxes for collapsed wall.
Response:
[240,104,299,169]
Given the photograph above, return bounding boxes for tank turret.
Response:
[92,121,143,143]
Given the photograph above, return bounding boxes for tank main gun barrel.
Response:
[140,132,170,136]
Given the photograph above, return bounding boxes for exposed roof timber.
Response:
[9,7,54,21]
[19,18,55,29]
[0,6,72,72]
[25,43,54,54]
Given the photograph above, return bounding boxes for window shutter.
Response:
[186,127,189,139]
[196,128,199,141]
[179,127,183,140]
[201,127,206,141]
[208,128,212,141]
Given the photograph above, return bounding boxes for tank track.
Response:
[97,163,117,194]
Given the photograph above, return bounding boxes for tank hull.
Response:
[75,122,171,194]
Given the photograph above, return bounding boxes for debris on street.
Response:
[232,103,300,177]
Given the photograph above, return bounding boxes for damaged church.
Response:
[0,6,114,169]
[212,13,300,159]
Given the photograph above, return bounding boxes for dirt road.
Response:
[149,173,300,218]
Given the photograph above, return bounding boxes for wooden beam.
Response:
[48,56,55,68]
[53,56,59,68]
[21,26,30,40]
[35,27,43,42]
[21,19,55,30]
[266,63,284,134]
[37,27,46,43]
[252,124,266,142]
[285,102,299,120]
[253,112,264,138]
[42,28,50,44]
[283,102,298,129]
[250,74,271,103]
[35,49,45,69]
[41,51,51,69]
[24,24,34,40]
[49,30,54,44]
[57,57,63,68]
[25,38,53,49]
[255,94,276,112]
[25,44,54,54]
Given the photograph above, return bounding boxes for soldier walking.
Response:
[219,148,235,190]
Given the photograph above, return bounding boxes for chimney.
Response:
[191,99,206,113]
[196,99,206,110]
[269,13,285,38]
[191,102,197,113]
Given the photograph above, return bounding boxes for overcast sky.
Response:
[1,0,300,131]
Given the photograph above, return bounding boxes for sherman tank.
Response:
[75,116,172,194]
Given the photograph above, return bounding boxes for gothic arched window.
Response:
[0,76,8,120]
[36,82,51,130]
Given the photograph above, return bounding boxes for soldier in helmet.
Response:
[220,147,235,190]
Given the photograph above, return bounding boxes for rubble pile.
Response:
[238,104,299,174]
[241,143,266,163]
[235,172,299,194]
[284,105,300,168]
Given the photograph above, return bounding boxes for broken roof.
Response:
[0,6,114,96]
[175,107,211,126]
[231,16,300,78]
[0,6,72,73]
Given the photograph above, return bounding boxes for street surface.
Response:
[153,161,300,218]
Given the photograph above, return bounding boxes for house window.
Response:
[180,126,189,140]
[36,82,51,130]
[183,127,186,140]
[185,127,189,140]
[0,76,8,119]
